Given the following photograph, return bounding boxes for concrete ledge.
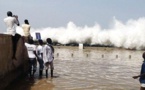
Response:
[0,34,29,89]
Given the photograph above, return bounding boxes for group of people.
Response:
[4,11,31,59]
[3,11,54,78]
[25,38,54,78]
[4,11,31,37]
[4,10,145,89]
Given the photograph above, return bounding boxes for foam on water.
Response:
[17,17,145,50]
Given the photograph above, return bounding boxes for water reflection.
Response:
[7,46,144,90]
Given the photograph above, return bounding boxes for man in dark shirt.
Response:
[133,52,145,90]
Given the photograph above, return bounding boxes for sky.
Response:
[0,0,145,32]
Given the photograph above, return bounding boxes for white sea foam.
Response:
[17,17,145,50]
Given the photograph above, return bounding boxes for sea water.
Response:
[7,46,144,90]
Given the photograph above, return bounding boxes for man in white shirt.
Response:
[4,11,19,35]
[25,39,38,78]
[4,11,21,59]
[22,19,31,42]
[36,39,44,78]
[43,38,54,78]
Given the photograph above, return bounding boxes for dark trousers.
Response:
[29,58,37,77]
[12,33,21,58]
[38,58,44,70]
[29,58,37,71]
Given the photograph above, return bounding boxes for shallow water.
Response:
[7,46,144,90]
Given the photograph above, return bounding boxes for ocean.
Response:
[6,46,143,90]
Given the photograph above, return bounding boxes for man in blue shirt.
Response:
[133,52,145,90]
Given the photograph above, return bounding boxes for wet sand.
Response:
[6,46,144,90]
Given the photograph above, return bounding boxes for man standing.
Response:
[36,39,44,78]
[43,38,54,78]
[4,11,21,59]
[25,39,38,78]
[4,11,19,35]
[22,19,31,42]
[133,52,145,90]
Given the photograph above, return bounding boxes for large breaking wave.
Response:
[17,17,145,50]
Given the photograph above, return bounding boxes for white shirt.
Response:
[25,43,36,59]
[22,24,31,37]
[4,16,19,36]
[43,44,54,63]
[36,45,43,59]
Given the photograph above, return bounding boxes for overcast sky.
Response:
[0,0,145,32]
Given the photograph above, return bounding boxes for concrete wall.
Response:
[0,34,29,89]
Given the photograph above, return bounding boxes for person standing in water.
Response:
[133,52,145,90]
[43,38,54,78]
[25,39,38,78]
[36,39,44,78]
[4,11,21,59]
[22,19,31,42]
